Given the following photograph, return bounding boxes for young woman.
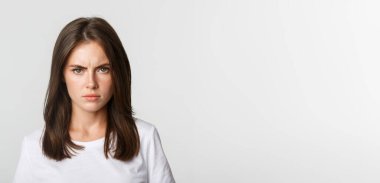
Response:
[13,17,175,183]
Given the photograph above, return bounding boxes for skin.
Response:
[63,41,113,142]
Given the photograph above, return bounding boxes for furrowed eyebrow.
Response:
[67,63,110,69]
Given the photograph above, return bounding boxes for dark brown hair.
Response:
[42,17,140,161]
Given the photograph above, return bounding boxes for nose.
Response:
[86,70,99,89]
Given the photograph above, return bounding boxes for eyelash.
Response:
[72,67,110,74]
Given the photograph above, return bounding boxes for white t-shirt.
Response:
[13,118,176,183]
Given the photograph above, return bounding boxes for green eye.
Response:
[99,67,110,73]
[72,68,83,74]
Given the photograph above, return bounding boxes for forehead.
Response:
[66,41,109,65]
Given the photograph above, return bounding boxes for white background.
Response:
[1,0,380,182]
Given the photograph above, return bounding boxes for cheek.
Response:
[102,78,113,92]
[66,81,80,91]
[64,75,83,97]
[66,83,79,98]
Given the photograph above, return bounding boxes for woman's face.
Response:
[63,41,113,113]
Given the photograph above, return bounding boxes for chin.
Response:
[85,108,102,112]
[80,104,107,113]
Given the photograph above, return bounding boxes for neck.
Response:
[69,106,108,141]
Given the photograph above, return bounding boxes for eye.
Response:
[98,67,110,73]
[72,68,83,74]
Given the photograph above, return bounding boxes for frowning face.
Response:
[63,41,113,113]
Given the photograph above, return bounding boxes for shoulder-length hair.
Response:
[42,17,140,162]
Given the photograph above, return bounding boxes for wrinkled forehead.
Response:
[65,41,110,67]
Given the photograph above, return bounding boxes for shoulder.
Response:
[24,127,44,145]
[133,117,158,137]
[133,117,163,146]
[19,127,44,157]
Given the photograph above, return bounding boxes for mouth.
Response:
[83,94,100,97]
[83,94,100,101]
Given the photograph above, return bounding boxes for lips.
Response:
[83,94,100,101]
[83,94,99,97]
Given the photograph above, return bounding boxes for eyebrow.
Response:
[67,63,110,69]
